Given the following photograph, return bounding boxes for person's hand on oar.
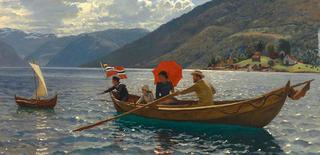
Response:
[73,92,177,132]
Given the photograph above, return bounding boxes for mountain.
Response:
[0,28,56,58]
[46,29,148,67]
[0,41,27,67]
[25,35,76,66]
[85,0,320,68]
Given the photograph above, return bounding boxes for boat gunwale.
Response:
[15,94,58,101]
[111,81,289,111]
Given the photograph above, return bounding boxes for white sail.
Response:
[29,63,48,97]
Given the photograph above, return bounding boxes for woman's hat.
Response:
[191,70,205,78]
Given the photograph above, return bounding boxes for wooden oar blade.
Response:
[73,115,118,132]
[73,93,176,132]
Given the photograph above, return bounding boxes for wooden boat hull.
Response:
[111,82,291,128]
[15,95,58,108]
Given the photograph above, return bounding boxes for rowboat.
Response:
[110,80,312,128]
[15,62,58,108]
[15,95,57,108]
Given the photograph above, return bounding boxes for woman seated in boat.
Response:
[175,70,216,106]
[99,76,129,101]
[136,85,154,104]
[155,71,178,104]
[156,71,174,99]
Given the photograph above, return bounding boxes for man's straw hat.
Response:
[191,70,205,78]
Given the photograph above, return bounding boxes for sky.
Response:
[0,0,210,36]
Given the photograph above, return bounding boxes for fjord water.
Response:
[0,68,319,154]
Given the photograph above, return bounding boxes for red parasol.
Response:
[152,61,183,86]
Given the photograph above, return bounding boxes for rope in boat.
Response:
[215,80,312,115]
[215,92,285,115]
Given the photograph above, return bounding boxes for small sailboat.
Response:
[15,62,57,108]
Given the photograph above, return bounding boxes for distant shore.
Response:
[208,56,320,74]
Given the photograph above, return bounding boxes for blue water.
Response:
[0,68,319,154]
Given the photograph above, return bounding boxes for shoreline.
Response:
[1,66,319,74]
[206,68,320,74]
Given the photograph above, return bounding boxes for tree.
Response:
[268,60,275,66]
[246,45,256,56]
[224,48,233,59]
[266,43,277,59]
[277,39,291,54]
[255,41,265,52]
[208,56,218,66]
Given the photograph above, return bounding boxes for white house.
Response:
[283,55,298,66]
[318,29,320,57]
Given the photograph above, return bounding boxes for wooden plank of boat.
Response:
[110,81,291,128]
[15,95,58,108]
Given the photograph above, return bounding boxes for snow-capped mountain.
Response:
[0,28,56,58]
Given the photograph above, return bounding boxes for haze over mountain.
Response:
[0,41,27,67]
[26,35,77,66]
[46,29,148,67]
[86,0,320,68]
[0,28,56,58]
[0,27,149,67]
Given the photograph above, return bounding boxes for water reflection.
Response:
[35,112,49,155]
[16,108,55,155]
[16,107,55,114]
[154,131,178,155]
[2,68,319,154]
[115,115,284,154]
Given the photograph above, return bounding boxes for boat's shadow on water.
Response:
[16,106,56,115]
[114,115,284,154]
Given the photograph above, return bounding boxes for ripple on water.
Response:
[0,68,319,154]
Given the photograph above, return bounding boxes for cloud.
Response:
[0,0,210,35]
[0,0,32,31]
[19,0,78,33]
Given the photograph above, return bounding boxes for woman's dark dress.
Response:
[156,81,174,99]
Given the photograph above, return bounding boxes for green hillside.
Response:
[85,0,320,68]
[236,56,320,73]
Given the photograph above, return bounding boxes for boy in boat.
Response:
[136,85,154,104]
[176,70,216,106]
[99,76,129,101]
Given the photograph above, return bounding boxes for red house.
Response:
[252,52,261,62]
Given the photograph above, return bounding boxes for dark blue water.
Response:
[0,68,319,154]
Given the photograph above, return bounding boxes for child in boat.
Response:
[136,85,155,104]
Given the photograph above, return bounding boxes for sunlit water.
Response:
[0,68,319,154]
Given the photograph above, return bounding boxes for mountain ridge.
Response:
[0,28,56,58]
[0,41,27,67]
[46,28,149,67]
[85,0,320,68]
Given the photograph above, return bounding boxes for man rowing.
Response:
[99,76,129,101]
[175,70,216,106]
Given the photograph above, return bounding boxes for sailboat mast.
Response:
[33,69,38,99]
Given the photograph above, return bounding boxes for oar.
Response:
[291,79,314,88]
[97,99,113,102]
[73,93,177,132]
[94,92,113,102]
